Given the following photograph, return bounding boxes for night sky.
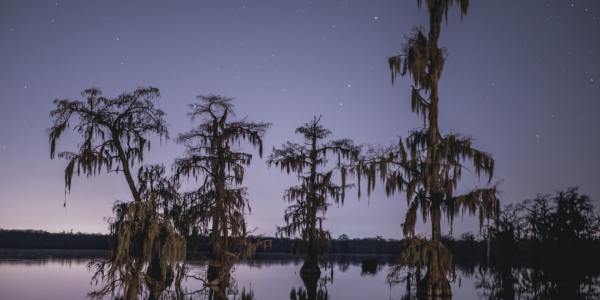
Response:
[1,1,599,238]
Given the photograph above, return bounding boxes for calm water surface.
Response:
[0,249,511,300]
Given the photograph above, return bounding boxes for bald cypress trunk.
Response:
[418,2,451,298]
[112,130,142,203]
[301,132,321,277]
[208,132,228,287]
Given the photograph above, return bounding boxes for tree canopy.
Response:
[48,87,168,203]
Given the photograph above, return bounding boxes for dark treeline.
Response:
[478,187,600,299]
[0,229,402,254]
[5,188,600,267]
[489,187,600,266]
[0,229,109,250]
[4,188,600,298]
[0,229,454,256]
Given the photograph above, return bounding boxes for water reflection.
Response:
[289,264,332,300]
[475,266,600,299]
[359,258,381,277]
[1,250,600,299]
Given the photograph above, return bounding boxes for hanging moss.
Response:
[268,116,360,275]
[174,95,271,289]
[350,0,499,297]
[89,197,186,299]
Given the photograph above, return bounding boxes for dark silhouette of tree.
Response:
[352,0,499,297]
[512,187,599,258]
[267,116,359,277]
[518,195,554,245]
[483,187,600,299]
[49,87,168,204]
[552,187,596,243]
[174,94,270,293]
[48,87,185,300]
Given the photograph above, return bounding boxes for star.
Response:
[373,16,379,20]
[346,84,352,88]
[120,61,124,65]
[339,101,344,107]
[115,36,120,41]
[590,77,595,83]
[23,84,28,89]
[535,134,541,140]
[331,24,337,28]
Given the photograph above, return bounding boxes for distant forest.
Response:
[0,228,493,266]
[3,186,599,268]
[3,188,600,299]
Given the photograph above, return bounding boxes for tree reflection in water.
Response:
[290,264,332,300]
[475,266,600,300]
[359,258,381,277]
[3,250,600,299]
[141,262,256,300]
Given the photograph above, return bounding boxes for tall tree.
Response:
[48,87,185,300]
[174,95,270,291]
[268,116,359,277]
[357,0,499,297]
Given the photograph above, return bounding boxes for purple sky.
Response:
[1,1,599,238]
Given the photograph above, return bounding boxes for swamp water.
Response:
[1,249,598,299]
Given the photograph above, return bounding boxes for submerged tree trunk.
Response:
[418,267,451,299]
[146,247,174,300]
[207,254,230,300]
[300,271,320,300]
[300,246,321,278]
[124,259,144,300]
[417,202,451,298]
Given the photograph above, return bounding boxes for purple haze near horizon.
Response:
[1,1,599,238]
